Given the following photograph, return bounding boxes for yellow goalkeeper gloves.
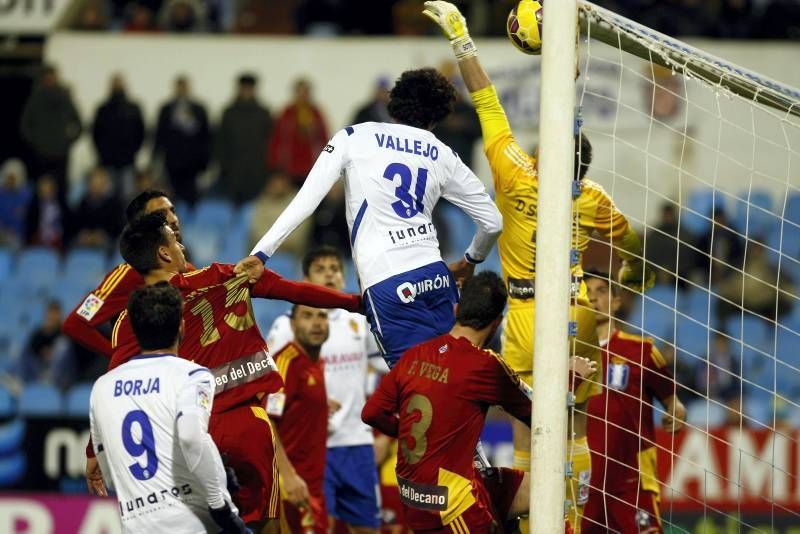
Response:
[422,1,478,60]
[617,259,656,293]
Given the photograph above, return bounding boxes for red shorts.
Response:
[581,487,662,533]
[410,468,525,534]
[280,494,327,533]
[209,403,279,524]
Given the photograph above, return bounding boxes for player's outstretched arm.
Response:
[252,271,362,314]
[241,129,349,274]
[176,370,247,532]
[441,160,503,267]
[423,2,491,93]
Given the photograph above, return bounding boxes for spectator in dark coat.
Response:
[20,301,70,385]
[154,75,210,205]
[216,73,272,204]
[92,73,145,198]
[25,174,71,250]
[20,66,82,202]
[644,203,698,287]
[72,167,125,249]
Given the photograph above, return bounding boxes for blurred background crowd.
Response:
[67,0,800,39]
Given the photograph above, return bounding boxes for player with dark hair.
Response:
[102,212,362,532]
[268,305,332,533]
[240,67,502,369]
[362,272,597,532]
[425,3,654,531]
[90,284,248,533]
[62,189,184,358]
[386,68,456,129]
[582,271,686,533]
[267,245,382,533]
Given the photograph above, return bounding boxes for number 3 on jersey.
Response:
[384,162,428,219]
[401,393,433,464]
[122,409,159,480]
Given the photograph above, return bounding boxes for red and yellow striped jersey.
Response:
[586,330,675,496]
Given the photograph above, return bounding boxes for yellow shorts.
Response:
[501,294,602,404]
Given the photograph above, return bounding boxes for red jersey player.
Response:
[107,212,361,532]
[268,305,331,534]
[62,190,187,357]
[583,271,687,534]
[362,272,532,533]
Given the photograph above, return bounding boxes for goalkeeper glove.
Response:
[617,259,656,293]
[422,1,477,60]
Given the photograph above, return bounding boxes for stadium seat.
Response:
[14,247,59,296]
[268,252,302,281]
[0,451,25,488]
[785,193,800,226]
[0,385,14,418]
[0,248,11,280]
[63,248,107,287]
[107,249,125,271]
[173,199,194,228]
[731,190,779,244]
[676,287,715,324]
[724,313,772,349]
[194,199,235,229]
[683,189,724,235]
[686,398,728,428]
[675,315,710,367]
[343,259,360,294]
[218,220,249,265]
[18,382,62,417]
[0,419,25,456]
[743,396,773,429]
[775,326,800,398]
[625,295,675,345]
[252,300,291,334]
[65,382,93,418]
[182,222,222,268]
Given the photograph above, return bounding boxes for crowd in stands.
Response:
[70,0,800,39]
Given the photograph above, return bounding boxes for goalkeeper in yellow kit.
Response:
[423,2,654,531]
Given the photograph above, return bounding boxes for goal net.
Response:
[565,2,800,531]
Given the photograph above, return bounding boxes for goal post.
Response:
[530,0,579,533]
[533,1,800,532]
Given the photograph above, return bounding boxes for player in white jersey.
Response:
[239,68,502,367]
[266,246,384,533]
[89,284,247,534]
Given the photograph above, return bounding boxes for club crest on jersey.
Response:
[77,293,104,321]
[197,385,210,410]
[607,363,630,390]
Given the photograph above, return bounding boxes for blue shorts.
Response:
[363,261,459,367]
[324,445,381,528]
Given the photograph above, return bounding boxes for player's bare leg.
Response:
[509,472,530,517]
